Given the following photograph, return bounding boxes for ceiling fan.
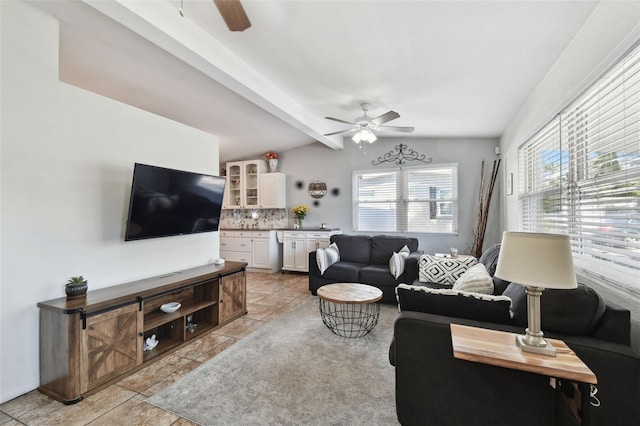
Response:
[324,103,415,143]
[213,0,251,32]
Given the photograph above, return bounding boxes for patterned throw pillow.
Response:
[418,254,478,286]
[389,245,411,279]
[316,243,340,275]
[452,263,494,294]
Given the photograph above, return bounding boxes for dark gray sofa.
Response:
[390,243,640,425]
[308,234,421,303]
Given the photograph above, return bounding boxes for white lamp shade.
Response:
[495,232,577,289]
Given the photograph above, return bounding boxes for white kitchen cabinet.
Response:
[221,230,281,272]
[283,231,308,272]
[259,172,286,208]
[223,160,266,209]
[282,230,341,273]
[220,230,251,264]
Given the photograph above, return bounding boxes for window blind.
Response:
[519,43,640,292]
[353,164,458,233]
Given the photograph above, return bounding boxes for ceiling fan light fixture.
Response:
[353,129,377,144]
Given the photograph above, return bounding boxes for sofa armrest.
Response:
[392,311,555,425]
[403,250,423,284]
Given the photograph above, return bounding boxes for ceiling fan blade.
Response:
[214,0,251,32]
[378,125,415,133]
[324,128,357,136]
[325,116,356,125]
[369,111,400,126]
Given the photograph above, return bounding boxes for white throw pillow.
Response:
[418,254,478,286]
[389,245,411,279]
[453,263,494,294]
[316,243,340,275]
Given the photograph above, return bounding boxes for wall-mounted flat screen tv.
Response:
[124,163,226,241]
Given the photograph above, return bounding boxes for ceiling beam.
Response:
[83,0,343,150]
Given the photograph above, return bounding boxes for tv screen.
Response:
[124,163,226,241]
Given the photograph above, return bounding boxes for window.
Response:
[353,164,458,233]
[519,43,640,293]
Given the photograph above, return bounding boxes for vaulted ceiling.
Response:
[31,0,598,162]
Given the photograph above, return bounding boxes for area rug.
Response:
[147,296,400,425]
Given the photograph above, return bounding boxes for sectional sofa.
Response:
[390,244,640,425]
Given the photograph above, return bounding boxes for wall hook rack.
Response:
[371,143,432,166]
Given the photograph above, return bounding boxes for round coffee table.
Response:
[316,283,383,338]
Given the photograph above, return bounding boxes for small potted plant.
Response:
[265,151,279,172]
[291,204,309,229]
[65,276,88,299]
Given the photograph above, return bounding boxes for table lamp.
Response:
[495,232,577,356]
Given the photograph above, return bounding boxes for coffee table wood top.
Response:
[317,283,383,304]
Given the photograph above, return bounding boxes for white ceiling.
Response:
[31,0,599,162]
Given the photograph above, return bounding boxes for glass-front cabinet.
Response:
[224,160,266,209]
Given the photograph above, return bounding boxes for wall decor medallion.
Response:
[308,179,327,198]
[371,143,432,166]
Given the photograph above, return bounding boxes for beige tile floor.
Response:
[0,272,310,426]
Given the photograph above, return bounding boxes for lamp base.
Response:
[516,334,557,357]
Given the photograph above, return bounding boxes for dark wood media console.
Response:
[37,261,247,404]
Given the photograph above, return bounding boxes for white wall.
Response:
[499,1,640,353]
[264,137,501,256]
[0,1,221,402]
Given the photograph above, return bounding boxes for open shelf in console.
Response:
[143,318,184,362]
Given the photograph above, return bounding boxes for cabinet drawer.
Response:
[284,231,306,238]
[220,230,234,237]
[221,250,251,263]
[306,232,332,239]
[220,237,251,252]
[251,231,272,239]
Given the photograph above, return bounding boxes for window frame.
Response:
[352,163,459,234]
[518,42,640,295]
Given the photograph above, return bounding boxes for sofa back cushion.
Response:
[370,235,419,265]
[330,234,371,263]
[396,284,513,324]
[478,243,501,276]
[503,282,606,336]
[478,243,511,295]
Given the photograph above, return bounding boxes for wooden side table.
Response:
[450,324,597,425]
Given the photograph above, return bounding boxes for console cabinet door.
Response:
[219,271,246,324]
[80,304,142,393]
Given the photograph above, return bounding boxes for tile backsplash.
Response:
[220,209,289,229]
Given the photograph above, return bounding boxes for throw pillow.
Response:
[316,243,340,275]
[395,283,513,324]
[418,254,478,286]
[389,245,411,279]
[452,263,494,294]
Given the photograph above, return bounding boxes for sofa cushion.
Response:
[370,236,419,265]
[390,245,411,279]
[331,234,371,263]
[321,261,367,283]
[396,284,513,324]
[360,264,401,288]
[453,263,493,294]
[478,243,500,276]
[503,282,606,335]
[418,255,478,286]
[316,243,340,275]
